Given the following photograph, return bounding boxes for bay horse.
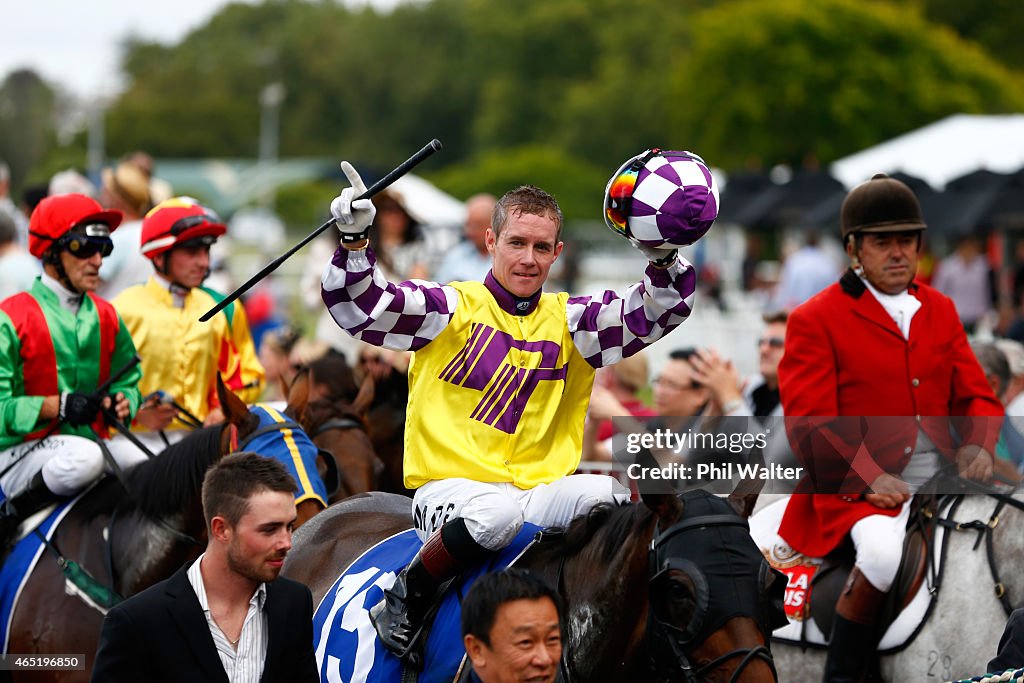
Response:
[284,487,789,682]
[286,353,382,501]
[2,379,314,682]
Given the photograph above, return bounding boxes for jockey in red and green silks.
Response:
[0,194,141,541]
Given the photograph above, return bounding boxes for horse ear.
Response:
[641,491,683,527]
[216,373,249,426]
[288,369,311,417]
[278,373,292,404]
[728,446,767,518]
[352,374,375,417]
[727,491,759,519]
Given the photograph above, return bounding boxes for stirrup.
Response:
[369,599,429,667]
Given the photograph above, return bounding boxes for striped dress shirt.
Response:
[187,555,269,683]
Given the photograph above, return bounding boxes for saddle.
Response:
[807,495,938,640]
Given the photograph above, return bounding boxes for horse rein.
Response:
[926,474,1024,616]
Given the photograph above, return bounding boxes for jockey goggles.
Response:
[57,223,114,259]
[170,211,222,235]
[603,148,661,236]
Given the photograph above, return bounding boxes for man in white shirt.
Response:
[92,453,318,683]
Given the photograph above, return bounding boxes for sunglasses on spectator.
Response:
[758,337,785,349]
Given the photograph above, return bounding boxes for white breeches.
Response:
[412,475,631,550]
[2,435,105,497]
[850,499,912,592]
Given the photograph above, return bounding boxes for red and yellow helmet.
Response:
[140,197,226,259]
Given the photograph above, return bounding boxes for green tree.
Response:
[426,145,607,221]
[0,69,57,192]
[912,0,1024,70]
[671,0,1024,170]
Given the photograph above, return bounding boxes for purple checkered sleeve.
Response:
[321,246,458,351]
[566,256,697,368]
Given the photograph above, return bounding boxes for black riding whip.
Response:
[199,139,443,323]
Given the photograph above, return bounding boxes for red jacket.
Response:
[777,270,1002,557]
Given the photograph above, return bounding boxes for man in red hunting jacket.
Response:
[776,174,1003,682]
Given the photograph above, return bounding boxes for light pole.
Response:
[258,81,286,208]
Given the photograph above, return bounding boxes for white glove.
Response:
[330,161,376,244]
[630,238,678,268]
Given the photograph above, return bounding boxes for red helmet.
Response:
[28,194,123,259]
[141,197,226,259]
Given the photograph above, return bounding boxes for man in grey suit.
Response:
[91,453,318,682]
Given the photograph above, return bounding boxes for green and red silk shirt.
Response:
[0,278,141,449]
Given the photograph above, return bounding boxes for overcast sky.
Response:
[2,0,398,100]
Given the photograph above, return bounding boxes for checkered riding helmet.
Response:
[604,149,720,249]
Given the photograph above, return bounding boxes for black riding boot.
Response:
[0,472,60,553]
[370,518,490,666]
[823,615,876,682]
[822,567,886,683]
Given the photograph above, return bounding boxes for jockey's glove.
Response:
[330,161,376,245]
[59,391,103,427]
[630,239,678,269]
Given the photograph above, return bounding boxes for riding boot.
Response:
[370,518,491,666]
[0,472,61,553]
[823,567,887,683]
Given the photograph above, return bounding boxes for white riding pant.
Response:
[0,434,144,499]
[104,429,187,467]
[412,475,631,550]
[850,499,912,593]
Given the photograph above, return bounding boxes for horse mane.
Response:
[545,502,654,563]
[123,426,225,518]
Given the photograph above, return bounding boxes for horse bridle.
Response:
[647,513,780,683]
[923,469,1024,616]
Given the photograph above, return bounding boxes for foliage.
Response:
[911,0,1024,70]
[425,145,608,221]
[10,0,1024,194]
[0,70,58,191]
[274,179,336,232]
[671,0,1024,169]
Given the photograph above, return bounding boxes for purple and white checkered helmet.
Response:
[604,149,719,249]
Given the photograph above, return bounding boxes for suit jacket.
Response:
[91,565,318,683]
[777,270,1002,557]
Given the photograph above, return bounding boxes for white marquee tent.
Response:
[830,114,1024,190]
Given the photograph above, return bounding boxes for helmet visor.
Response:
[61,234,113,259]
[604,149,660,235]
[171,212,221,235]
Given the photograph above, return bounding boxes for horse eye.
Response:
[668,579,695,603]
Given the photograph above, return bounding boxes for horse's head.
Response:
[286,355,382,500]
[641,489,788,682]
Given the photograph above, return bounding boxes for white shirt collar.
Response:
[40,271,84,314]
[187,553,268,614]
[859,273,921,340]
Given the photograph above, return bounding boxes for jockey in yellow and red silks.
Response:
[109,197,264,463]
